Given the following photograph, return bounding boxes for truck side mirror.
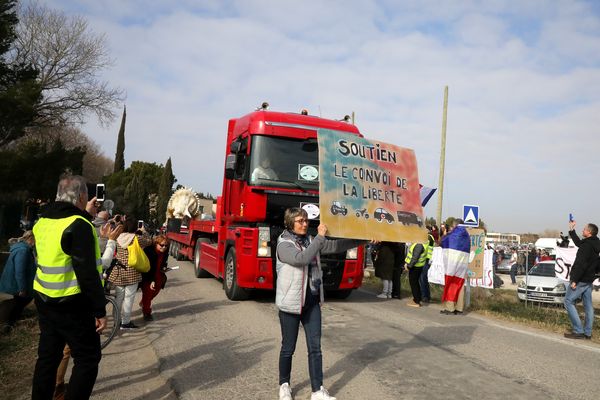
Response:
[224,154,236,179]
[230,141,242,153]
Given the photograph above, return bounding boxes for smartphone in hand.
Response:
[96,184,105,201]
[569,213,574,222]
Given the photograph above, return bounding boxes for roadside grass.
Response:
[362,271,600,343]
[0,308,38,400]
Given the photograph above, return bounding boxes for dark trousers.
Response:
[32,297,102,400]
[8,295,33,326]
[408,268,423,304]
[391,267,402,298]
[419,263,431,300]
[279,296,323,392]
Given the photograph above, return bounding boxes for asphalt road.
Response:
[92,259,600,400]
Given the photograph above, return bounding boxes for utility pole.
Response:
[436,86,448,227]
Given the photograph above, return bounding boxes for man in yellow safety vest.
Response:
[404,239,429,308]
[31,174,105,400]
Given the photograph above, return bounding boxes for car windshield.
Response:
[528,263,556,277]
[248,135,319,189]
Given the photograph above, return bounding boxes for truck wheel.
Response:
[175,242,184,261]
[326,289,353,299]
[223,248,249,300]
[194,238,212,278]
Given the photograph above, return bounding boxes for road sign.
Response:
[462,204,479,227]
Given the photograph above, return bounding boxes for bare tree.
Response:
[24,125,113,182]
[10,1,124,127]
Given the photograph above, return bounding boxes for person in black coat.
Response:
[563,221,600,339]
[140,235,169,321]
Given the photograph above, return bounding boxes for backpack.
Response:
[127,236,150,273]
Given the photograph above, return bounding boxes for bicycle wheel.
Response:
[100,295,120,350]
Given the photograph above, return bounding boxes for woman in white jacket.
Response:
[276,207,363,400]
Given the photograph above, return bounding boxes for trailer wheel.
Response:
[223,248,249,300]
[194,238,212,278]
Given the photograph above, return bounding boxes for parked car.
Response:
[373,208,394,224]
[495,253,514,274]
[516,261,566,304]
[330,201,348,216]
[496,253,526,275]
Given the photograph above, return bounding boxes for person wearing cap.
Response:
[0,231,36,331]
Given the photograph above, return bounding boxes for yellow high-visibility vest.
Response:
[33,215,102,298]
[405,242,429,268]
[426,234,434,261]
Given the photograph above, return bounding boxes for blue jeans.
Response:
[509,264,517,284]
[420,263,431,300]
[279,295,322,392]
[564,282,594,336]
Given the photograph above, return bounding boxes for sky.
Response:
[37,0,600,234]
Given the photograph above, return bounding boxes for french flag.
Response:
[419,185,436,207]
[441,225,471,302]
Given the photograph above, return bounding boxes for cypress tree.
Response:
[157,157,175,224]
[113,105,126,172]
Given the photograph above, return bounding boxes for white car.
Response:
[516,261,566,304]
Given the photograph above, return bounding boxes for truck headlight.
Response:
[346,247,358,260]
[518,280,526,289]
[257,226,271,257]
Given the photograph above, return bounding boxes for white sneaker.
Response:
[311,386,336,400]
[279,382,293,400]
[376,293,388,299]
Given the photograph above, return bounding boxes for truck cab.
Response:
[178,108,366,300]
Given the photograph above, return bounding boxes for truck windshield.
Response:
[249,136,319,189]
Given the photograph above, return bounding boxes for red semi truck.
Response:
[166,107,366,300]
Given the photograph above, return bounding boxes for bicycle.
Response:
[100,283,121,349]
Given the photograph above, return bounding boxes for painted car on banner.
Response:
[374,208,394,224]
[517,261,566,304]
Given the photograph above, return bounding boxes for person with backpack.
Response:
[564,221,600,340]
[106,217,152,330]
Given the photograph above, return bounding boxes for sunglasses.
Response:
[157,244,168,248]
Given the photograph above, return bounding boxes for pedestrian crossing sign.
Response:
[462,205,479,227]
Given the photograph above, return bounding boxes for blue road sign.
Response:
[462,205,479,227]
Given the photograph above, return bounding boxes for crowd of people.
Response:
[1,173,598,400]
[0,174,171,400]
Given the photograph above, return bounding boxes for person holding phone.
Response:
[106,217,152,330]
[564,220,600,339]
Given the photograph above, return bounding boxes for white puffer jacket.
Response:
[275,230,364,314]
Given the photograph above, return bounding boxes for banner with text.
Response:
[467,228,486,279]
[318,129,427,243]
